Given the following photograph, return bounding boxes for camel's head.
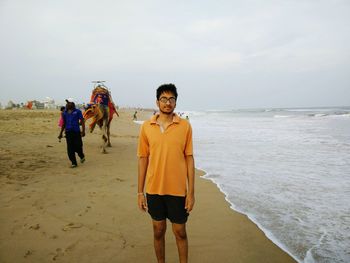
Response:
[83,103,101,120]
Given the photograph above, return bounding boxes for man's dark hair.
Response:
[156,83,178,100]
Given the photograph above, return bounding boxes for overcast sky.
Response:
[0,0,349,110]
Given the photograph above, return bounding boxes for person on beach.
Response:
[137,84,195,263]
[58,100,86,168]
[133,110,138,121]
[58,106,65,128]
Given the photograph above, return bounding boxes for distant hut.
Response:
[32,100,45,109]
[44,97,56,109]
[6,100,15,109]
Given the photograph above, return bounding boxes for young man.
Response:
[58,100,86,168]
[137,84,195,263]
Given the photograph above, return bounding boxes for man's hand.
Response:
[138,194,148,212]
[185,194,195,213]
[58,133,63,140]
[81,131,85,137]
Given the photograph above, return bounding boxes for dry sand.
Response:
[0,109,296,263]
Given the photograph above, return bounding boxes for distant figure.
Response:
[26,101,33,110]
[58,100,86,168]
[58,106,65,128]
[133,111,138,121]
[153,110,157,115]
[137,83,195,263]
[186,115,189,121]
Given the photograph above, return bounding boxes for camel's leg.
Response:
[101,134,107,153]
[101,118,108,153]
[98,124,107,154]
[90,120,97,133]
[107,121,112,147]
[101,139,107,153]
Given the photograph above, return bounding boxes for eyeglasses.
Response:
[159,97,176,104]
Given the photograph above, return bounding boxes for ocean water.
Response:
[189,107,350,263]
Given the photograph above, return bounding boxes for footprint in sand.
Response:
[88,191,97,197]
[65,241,78,253]
[51,242,77,261]
[19,193,31,199]
[29,223,40,230]
[52,248,64,261]
[62,222,83,231]
[115,177,125,182]
[24,250,34,258]
[77,205,92,217]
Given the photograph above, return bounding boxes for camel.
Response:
[83,85,118,153]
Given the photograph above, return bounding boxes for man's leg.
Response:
[74,133,85,160]
[152,220,167,263]
[65,132,77,165]
[172,223,188,263]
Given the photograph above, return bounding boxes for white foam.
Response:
[133,120,144,125]
[273,114,290,118]
[201,172,301,262]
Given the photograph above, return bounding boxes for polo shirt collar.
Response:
[150,113,180,124]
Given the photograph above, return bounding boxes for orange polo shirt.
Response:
[137,113,193,197]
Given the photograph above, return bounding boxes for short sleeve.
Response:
[78,110,84,120]
[184,123,193,156]
[137,123,150,157]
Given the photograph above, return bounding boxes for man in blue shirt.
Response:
[58,100,86,168]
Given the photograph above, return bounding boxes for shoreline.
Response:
[199,170,300,263]
[0,109,296,262]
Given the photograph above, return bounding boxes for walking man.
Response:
[137,84,195,263]
[58,100,86,168]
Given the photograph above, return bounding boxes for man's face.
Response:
[156,91,176,115]
[66,102,74,110]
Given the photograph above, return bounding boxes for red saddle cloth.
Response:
[89,87,118,120]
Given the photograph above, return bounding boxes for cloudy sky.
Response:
[0,0,349,110]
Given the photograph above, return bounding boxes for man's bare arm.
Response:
[80,118,85,137]
[58,123,65,140]
[185,155,195,213]
[138,157,149,211]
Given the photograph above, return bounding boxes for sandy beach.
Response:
[0,109,296,263]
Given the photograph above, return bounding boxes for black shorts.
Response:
[146,194,189,224]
